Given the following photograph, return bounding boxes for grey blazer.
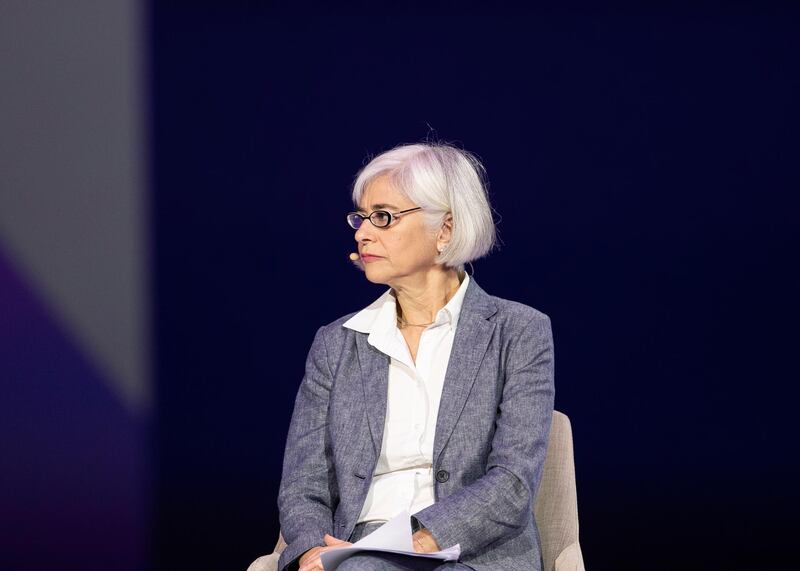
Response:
[277,276,555,571]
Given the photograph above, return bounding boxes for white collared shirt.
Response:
[342,271,470,524]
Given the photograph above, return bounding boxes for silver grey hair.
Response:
[351,142,497,273]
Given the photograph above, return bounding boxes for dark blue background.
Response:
[151,3,799,569]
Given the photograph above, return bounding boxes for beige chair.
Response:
[248,411,584,571]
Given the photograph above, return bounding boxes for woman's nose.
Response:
[354,220,374,243]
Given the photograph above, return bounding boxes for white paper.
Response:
[320,510,461,571]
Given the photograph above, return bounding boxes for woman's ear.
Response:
[436,212,454,253]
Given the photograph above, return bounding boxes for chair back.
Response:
[533,411,584,571]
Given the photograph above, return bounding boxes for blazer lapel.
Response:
[433,276,497,463]
[355,332,389,455]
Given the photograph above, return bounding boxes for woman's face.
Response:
[354,174,443,286]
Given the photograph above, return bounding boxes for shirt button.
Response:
[435,469,450,483]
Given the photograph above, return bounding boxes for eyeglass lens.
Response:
[347,211,392,229]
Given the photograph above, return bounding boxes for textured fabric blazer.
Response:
[277,275,555,571]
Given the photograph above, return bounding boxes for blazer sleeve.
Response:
[411,312,555,557]
[276,325,339,571]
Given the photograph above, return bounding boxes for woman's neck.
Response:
[392,269,464,327]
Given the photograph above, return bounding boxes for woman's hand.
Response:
[298,534,352,571]
[412,529,440,554]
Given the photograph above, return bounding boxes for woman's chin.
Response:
[363,268,390,285]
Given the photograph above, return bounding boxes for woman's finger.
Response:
[301,542,353,571]
[323,533,348,546]
[301,547,332,571]
[299,556,322,571]
[299,547,323,571]
[323,535,352,548]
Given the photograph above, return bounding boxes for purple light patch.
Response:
[0,246,150,570]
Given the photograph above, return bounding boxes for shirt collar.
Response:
[342,271,471,336]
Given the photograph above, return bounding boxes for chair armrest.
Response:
[554,541,586,571]
[246,533,286,571]
[246,552,280,571]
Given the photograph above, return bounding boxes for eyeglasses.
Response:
[346,207,422,229]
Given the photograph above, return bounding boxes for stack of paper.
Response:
[320,510,461,571]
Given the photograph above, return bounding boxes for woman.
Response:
[277,143,554,571]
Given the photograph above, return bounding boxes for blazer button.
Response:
[435,469,449,483]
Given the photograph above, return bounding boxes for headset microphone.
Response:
[349,253,359,261]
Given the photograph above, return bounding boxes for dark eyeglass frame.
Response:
[346,206,422,229]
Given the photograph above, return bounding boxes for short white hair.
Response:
[351,142,497,272]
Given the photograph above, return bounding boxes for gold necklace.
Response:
[396,314,435,328]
